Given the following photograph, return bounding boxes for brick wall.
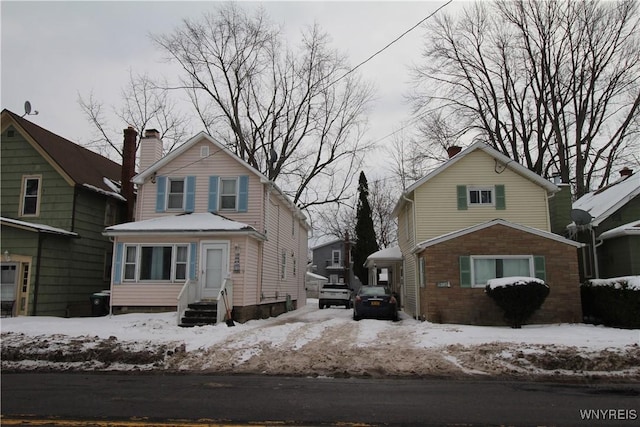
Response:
[420,224,582,325]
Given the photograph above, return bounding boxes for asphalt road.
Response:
[1,373,639,426]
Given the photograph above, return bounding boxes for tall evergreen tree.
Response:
[353,171,379,285]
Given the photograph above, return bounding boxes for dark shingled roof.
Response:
[2,109,122,194]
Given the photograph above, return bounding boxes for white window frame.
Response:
[166,178,186,210]
[281,249,287,280]
[219,177,238,211]
[329,274,339,283]
[468,186,494,207]
[20,175,42,216]
[122,244,189,282]
[331,250,341,267]
[470,255,534,288]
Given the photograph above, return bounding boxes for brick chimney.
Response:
[620,167,633,178]
[121,126,137,222]
[139,129,163,172]
[446,146,462,158]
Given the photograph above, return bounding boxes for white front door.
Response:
[201,243,228,299]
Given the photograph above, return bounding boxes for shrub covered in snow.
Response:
[581,276,640,329]
[485,277,550,329]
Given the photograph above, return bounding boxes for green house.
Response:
[1,109,128,317]
[568,168,640,280]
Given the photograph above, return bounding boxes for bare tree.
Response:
[411,0,640,197]
[78,71,191,162]
[153,3,374,209]
[313,175,398,249]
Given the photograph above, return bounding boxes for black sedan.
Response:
[352,286,398,321]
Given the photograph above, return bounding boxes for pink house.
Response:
[104,130,310,325]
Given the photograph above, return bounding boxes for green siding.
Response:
[598,196,640,235]
[1,124,126,316]
[599,236,640,278]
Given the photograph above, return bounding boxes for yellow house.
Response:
[393,142,582,323]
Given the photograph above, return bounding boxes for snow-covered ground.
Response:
[2,299,639,381]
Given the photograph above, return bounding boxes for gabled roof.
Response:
[310,238,348,251]
[103,212,265,239]
[413,219,583,253]
[393,142,559,216]
[571,173,640,227]
[133,131,309,230]
[1,109,123,198]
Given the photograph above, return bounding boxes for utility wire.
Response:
[326,0,453,88]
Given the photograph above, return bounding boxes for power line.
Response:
[326,0,453,88]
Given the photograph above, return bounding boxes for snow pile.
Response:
[2,300,639,380]
[587,276,640,291]
[486,276,545,289]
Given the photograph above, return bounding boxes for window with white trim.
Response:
[471,255,533,287]
[281,249,287,280]
[468,187,494,206]
[167,178,185,209]
[123,244,189,282]
[21,176,41,216]
[332,250,341,267]
[220,178,238,210]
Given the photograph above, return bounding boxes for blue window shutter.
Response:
[185,176,196,213]
[457,185,468,210]
[189,242,197,280]
[208,176,219,212]
[495,185,506,210]
[534,256,546,282]
[238,175,249,212]
[155,176,167,213]
[460,256,471,288]
[113,243,124,284]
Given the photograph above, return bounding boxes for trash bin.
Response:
[89,290,111,316]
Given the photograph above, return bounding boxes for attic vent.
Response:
[201,146,210,158]
[7,130,15,137]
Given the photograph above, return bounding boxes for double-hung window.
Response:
[220,178,238,210]
[167,178,185,210]
[468,187,494,206]
[123,244,189,282]
[471,256,533,287]
[21,176,41,216]
[332,250,341,267]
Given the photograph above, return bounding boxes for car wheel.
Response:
[353,311,360,321]
[345,302,350,309]
[318,302,323,309]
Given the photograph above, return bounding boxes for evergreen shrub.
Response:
[581,280,640,329]
[485,281,550,328]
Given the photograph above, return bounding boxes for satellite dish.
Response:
[571,209,593,226]
[22,101,39,117]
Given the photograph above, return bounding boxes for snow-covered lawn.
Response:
[2,299,639,381]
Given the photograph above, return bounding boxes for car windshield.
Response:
[359,286,389,296]
[323,284,349,290]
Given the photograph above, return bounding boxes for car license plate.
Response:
[371,301,380,306]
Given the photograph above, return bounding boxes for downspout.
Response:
[402,194,420,320]
[71,185,79,232]
[591,226,601,279]
[32,232,45,316]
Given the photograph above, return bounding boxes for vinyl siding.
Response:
[413,150,551,241]
[396,196,417,317]
[136,140,264,232]
[1,125,125,316]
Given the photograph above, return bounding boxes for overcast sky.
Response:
[2,0,458,177]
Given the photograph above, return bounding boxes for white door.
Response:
[201,243,228,299]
